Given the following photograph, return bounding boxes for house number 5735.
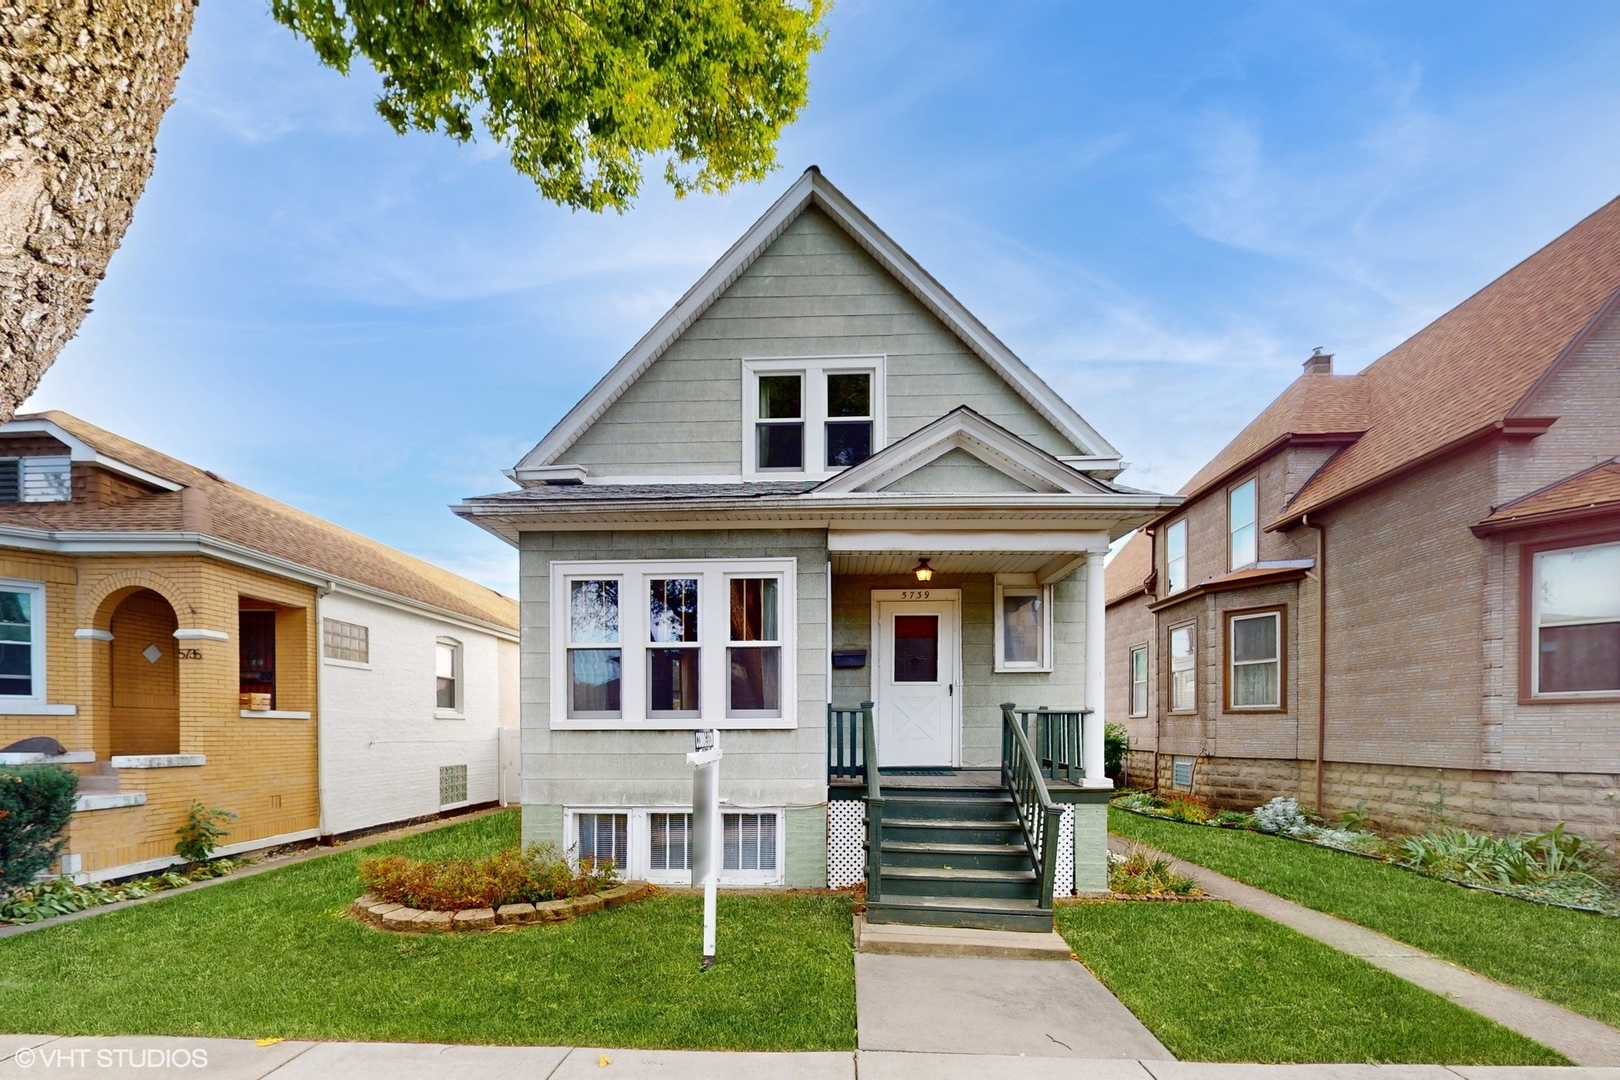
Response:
[176,648,203,660]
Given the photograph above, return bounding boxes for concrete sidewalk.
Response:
[1108,838,1620,1067]
[5,1036,1620,1079]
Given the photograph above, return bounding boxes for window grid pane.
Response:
[650,812,692,871]
[570,580,620,644]
[1170,625,1195,711]
[578,813,629,870]
[1166,521,1188,594]
[1228,480,1257,569]
[1537,543,1620,694]
[1002,591,1042,665]
[1229,613,1280,708]
[0,589,31,697]
[723,812,777,872]
[435,642,458,709]
[1129,646,1148,716]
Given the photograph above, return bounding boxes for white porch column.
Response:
[1082,544,1111,788]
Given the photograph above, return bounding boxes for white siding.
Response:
[317,592,517,835]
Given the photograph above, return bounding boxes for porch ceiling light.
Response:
[912,558,934,582]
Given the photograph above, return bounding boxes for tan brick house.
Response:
[1106,195,1620,840]
[0,412,518,880]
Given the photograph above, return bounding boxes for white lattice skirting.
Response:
[1055,804,1075,898]
[827,800,865,888]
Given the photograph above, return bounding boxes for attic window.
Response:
[743,357,885,479]
[825,373,872,467]
[756,375,803,470]
[0,458,71,504]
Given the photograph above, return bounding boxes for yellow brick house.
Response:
[0,412,518,880]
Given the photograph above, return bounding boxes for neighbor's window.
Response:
[568,579,622,718]
[1169,623,1196,712]
[435,639,461,712]
[438,764,468,806]
[755,374,804,470]
[995,582,1050,671]
[1128,645,1149,718]
[648,578,700,717]
[1165,520,1188,595]
[728,577,780,717]
[825,372,873,467]
[1228,610,1282,710]
[0,584,42,698]
[322,618,369,664]
[576,812,629,870]
[1229,478,1258,570]
[724,812,778,874]
[1533,540,1620,695]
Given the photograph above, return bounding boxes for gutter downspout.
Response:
[1302,515,1327,812]
[315,580,335,840]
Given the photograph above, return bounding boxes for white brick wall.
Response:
[317,590,516,835]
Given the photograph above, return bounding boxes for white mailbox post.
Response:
[687,729,722,970]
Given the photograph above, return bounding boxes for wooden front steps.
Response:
[865,780,1053,933]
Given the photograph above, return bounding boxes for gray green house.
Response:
[457,168,1177,930]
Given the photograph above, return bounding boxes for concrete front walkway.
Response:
[5,1036,1620,1079]
[1109,838,1620,1068]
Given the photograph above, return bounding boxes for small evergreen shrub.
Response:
[1103,722,1130,779]
[359,843,617,910]
[0,765,78,892]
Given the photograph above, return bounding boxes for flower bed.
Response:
[350,880,654,933]
[1112,791,1620,916]
[0,859,239,925]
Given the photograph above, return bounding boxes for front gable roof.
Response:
[813,407,1110,496]
[512,168,1121,483]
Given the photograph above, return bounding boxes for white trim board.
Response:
[512,168,1121,481]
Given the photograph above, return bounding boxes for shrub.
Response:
[0,765,78,892]
[1103,722,1130,779]
[359,843,617,910]
[175,802,236,865]
[1253,796,1307,835]
[1396,825,1613,890]
[1108,846,1201,896]
[1212,810,1253,828]
[1163,792,1211,824]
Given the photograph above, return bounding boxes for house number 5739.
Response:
[900,590,931,600]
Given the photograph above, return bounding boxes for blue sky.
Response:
[26,1,1620,595]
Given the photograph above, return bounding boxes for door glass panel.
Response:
[893,615,939,682]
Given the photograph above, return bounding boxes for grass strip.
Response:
[1110,807,1620,1029]
[1057,901,1564,1064]
[0,811,855,1050]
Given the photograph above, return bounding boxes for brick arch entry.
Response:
[80,569,196,631]
[107,589,180,756]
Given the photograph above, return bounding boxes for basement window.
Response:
[1171,756,1194,791]
[438,764,468,807]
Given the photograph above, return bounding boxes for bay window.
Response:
[553,558,796,728]
[1531,540,1620,696]
[1165,519,1188,595]
[1169,623,1196,712]
[1226,609,1283,710]
[1228,478,1258,570]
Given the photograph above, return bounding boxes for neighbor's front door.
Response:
[874,595,959,768]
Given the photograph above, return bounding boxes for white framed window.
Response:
[569,807,784,885]
[0,458,71,504]
[993,576,1051,672]
[434,638,462,715]
[322,618,369,665]
[1169,622,1196,712]
[1227,609,1283,710]
[743,356,886,480]
[1228,478,1258,570]
[1165,519,1188,595]
[1128,645,1149,717]
[551,558,797,729]
[1530,539,1620,696]
[0,580,46,702]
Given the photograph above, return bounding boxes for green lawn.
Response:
[1057,901,1564,1065]
[0,811,856,1050]
[1111,807,1620,1029]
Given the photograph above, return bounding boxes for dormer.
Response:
[0,417,182,507]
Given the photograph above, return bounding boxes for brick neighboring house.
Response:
[1105,195,1620,840]
[0,412,519,880]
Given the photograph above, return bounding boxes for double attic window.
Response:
[0,457,71,503]
[745,358,883,478]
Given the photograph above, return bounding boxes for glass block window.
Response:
[723,812,777,872]
[577,812,629,870]
[650,812,693,872]
[322,618,369,663]
[439,764,468,806]
[0,589,34,697]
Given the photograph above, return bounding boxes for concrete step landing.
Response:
[855,916,1073,960]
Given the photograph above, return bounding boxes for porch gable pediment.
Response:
[813,407,1109,496]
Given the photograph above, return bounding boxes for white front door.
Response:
[874,595,959,768]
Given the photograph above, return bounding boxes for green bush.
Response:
[359,843,617,910]
[1104,721,1130,779]
[0,765,78,892]
[1108,845,1201,896]
[176,802,236,865]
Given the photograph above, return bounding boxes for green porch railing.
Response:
[858,701,882,902]
[1005,707,1093,784]
[1000,702,1063,909]
[826,704,867,785]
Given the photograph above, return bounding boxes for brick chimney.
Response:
[1303,347,1333,375]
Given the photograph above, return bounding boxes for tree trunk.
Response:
[1,0,197,422]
